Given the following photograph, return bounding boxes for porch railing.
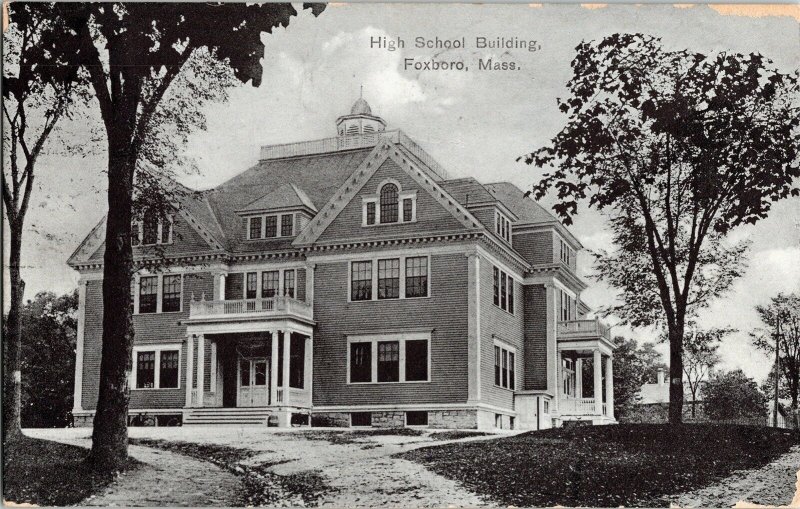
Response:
[557,319,611,340]
[560,397,597,415]
[189,295,313,321]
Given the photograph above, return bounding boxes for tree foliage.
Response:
[523,32,800,423]
[18,291,79,428]
[612,336,666,419]
[752,292,800,408]
[703,369,767,421]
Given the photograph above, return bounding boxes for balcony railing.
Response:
[557,319,611,341]
[189,295,313,321]
[560,397,609,416]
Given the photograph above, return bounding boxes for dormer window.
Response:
[495,211,511,243]
[247,213,295,240]
[132,215,173,247]
[362,181,417,226]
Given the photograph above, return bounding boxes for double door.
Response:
[238,357,269,407]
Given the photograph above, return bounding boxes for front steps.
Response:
[183,407,275,426]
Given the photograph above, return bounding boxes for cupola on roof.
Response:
[336,93,386,137]
[350,97,372,115]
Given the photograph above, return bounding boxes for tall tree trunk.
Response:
[89,132,136,471]
[668,321,685,424]
[3,223,25,448]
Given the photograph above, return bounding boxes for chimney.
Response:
[657,367,665,385]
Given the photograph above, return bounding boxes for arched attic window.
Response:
[380,183,399,223]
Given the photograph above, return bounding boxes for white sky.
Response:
[4,3,799,384]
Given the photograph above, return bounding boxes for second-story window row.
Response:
[136,274,183,314]
[351,256,429,301]
[243,268,299,300]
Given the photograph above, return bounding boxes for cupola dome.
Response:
[350,97,372,115]
[336,94,386,137]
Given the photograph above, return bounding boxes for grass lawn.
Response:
[3,435,139,506]
[400,423,799,507]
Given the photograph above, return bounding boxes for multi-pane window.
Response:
[283,269,295,298]
[559,238,573,264]
[350,342,372,383]
[377,341,400,382]
[281,214,294,237]
[559,289,575,321]
[365,202,376,225]
[495,211,511,242]
[493,266,515,314]
[351,261,372,301]
[494,344,515,390]
[249,216,263,239]
[136,351,156,388]
[380,184,399,223]
[348,336,429,384]
[161,275,182,312]
[405,257,428,298]
[246,272,258,299]
[562,358,575,396]
[377,259,400,299]
[159,350,179,389]
[261,271,279,298]
[139,276,158,314]
[265,216,278,238]
[403,198,414,222]
[133,216,172,246]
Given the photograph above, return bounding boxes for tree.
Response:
[703,369,767,422]
[752,293,800,418]
[679,325,729,417]
[2,4,88,446]
[18,291,79,428]
[22,2,325,470]
[612,337,667,419]
[639,341,668,384]
[523,33,800,423]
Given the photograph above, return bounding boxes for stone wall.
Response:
[371,411,405,428]
[429,410,478,429]
[310,412,351,427]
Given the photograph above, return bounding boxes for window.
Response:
[365,202,376,225]
[559,289,575,321]
[380,184,399,223]
[350,342,372,382]
[261,271,279,298]
[161,275,182,312]
[283,269,295,298]
[249,216,263,239]
[350,255,429,301]
[351,412,371,427]
[559,238,573,264]
[281,214,294,237]
[494,343,516,390]
[139,276,158,314]
[403,199,413,222]
[543,399,550,414]
[159,350,179,389]
[289,336,305,388]
[495,211,512,242]
[246,272,258,299]
[405,257,428,298]
[405,339,428,381]
[562,357,575,396]
[377,341,400,382]
[131,223,141,247]
[493,266,515,313]
[377,259,400,299]
[348,334,430,384]
[265,216,278,238]
[406,411,428,426]
[142,216,159,245]
[134,348,180,389]
[136,352,156,388]
[351,261,372,301]
[132,216,172,246]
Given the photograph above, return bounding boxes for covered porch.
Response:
[557,319,616,425]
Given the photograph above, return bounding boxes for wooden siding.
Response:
[523,284,548,390]
[81,272,213,410]
[513,230,553,266]
[316,159,465,243]
[311,252,469,406]
[479,259,524,410]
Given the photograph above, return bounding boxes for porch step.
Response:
[184,407,274,426]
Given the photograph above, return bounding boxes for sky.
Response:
[4,3,799,384]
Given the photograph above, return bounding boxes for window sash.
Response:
[350,342,372,382]
[494,345,515,389]
[284,269,295,298]
[159,350,179,388]
[377,259,400,300]
[261,271,279,298]
[366,202,376,225]
[402,198,413,222]
[161,275,181,312]
[494,346,501,386]
[379,184,399,223]
[500,270,507,310]
[265,216,278,238]
[507,276,514,314]
[404,340,428,381]
[142,216,159,245]
[281,214,294,236]
[351,261,372,301]
[377,341,400,382]
[139,276,158,314]
[405,257,428,298]
[246,272,258,299]
[249,217,263,239]
[137,351,156,388]
[493,267,500,306]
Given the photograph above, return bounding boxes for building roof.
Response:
[440,177,497,207]
[237,183,317,215]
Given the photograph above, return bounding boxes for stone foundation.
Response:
[73,413,94,427]
[429,410,478,429]
[370,411,405,428]
[310,412,350,427]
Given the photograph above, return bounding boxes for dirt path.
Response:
[673,445,800,508]
[23,433,243,507]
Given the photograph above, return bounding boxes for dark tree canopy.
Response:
[523,32,800,423]
[704,369,767,421]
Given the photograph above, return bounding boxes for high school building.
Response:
[69,97,615,429]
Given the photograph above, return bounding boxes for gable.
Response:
[315,157,469,244]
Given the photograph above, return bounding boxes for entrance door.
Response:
[238,358,269,407]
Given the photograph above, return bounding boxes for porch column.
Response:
[185,334,194,407]
[196,334,205,407]
[304,334,313,405]
[575,358,583,398]
[283,331,292,406]
[605,355,615,419]
[593,349,603,415]
[270,330,279,405]
[218,273,226,300]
